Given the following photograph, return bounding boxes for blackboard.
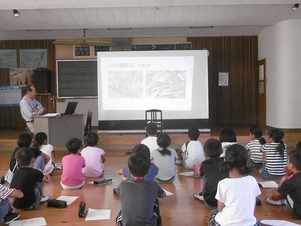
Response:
[57,60,97,98]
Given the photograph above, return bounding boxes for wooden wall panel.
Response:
[0,40,55,129]
[188,36,258,126]
[0,37,257,129]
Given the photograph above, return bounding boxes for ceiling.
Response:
[0,0,300,40]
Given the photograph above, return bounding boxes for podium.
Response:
[34,114,84,148]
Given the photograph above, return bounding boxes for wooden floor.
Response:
[0,127,301,225]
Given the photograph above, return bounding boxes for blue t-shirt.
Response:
[122,163,158,182]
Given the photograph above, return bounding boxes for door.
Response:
[258,59,266,126]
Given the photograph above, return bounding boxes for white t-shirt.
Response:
[141,136,159,152]
[220,142,237,157]
[150,147,177,181]
[181,140,205,169]
[215,176,261,226]
[40,144,54,175]
[81,146,105,177]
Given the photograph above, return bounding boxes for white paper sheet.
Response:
[258,181,278,188]
[178,171,194,177]
[9,217,47,226]
[54,163,62,169]
[56,196,78,205]
[85,208,111,221]
[42,113,60,117]
[162,189,173,196]
[261,220,300,226]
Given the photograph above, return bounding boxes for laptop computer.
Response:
[61,102,78,115]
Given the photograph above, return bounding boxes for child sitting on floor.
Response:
[151,133,177,183]
[60,138,85,189]
[117,144,158,182]
[33,132,59,175]
[208,144,261,226]
[259,128,287,179]
[219,128,237,157]
[10,147,50,210]
[265,149,301,219]
[81,132,106,178]
[176,128,205,169]
[0,184,23,224]
[115,152,166,226]
[5,133,32,184]
[246,126,266,168]
[141,122,159,152]
[193,139,228,209]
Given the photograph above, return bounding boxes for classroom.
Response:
[0,1,301,225]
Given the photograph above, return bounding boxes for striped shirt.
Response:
[246,140,263,163]
[261,142,287,176]
[0,184,15,200]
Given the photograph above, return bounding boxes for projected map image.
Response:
[145,70,186,99]
[107,71,143,98]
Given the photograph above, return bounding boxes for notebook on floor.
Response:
[61,102,78,115]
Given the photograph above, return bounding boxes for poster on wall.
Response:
[20,49,47,68]
[9,68,34,86]
[0,86,22,107]
[0,49,17,68]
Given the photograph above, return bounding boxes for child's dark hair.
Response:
[16,147,34,167]
[146,122,157,136]
[132,144,150,158]
[288,149,301,171]
[250,126,266,145]
[128,152,151,177]
[204,138,222,158]
[33,132,47,149]
[66,138,83,154]
[157,132,171,156]
[85,132,99,146]
[219,128,237,143]
[267,129,285,158]
[296,141,301,151]
[12,133,32,161]
[17,133,32,148]
[188,128,200,141]
[221,144,252,175]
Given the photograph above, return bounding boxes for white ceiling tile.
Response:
[0,1,301,40]
[126,8,143,27]
[167,6,184,26]
[97,8,116,28]
[83,8,105,29]
[111,8,130,28]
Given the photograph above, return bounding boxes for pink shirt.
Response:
[81,146,105,177]
[60,154,85,186]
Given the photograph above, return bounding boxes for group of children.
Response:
[0,131,106,224]
[1,125,301,225]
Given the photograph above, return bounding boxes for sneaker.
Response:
[193,193,204,201]
[265,197,282,206]
[40,195,50,203]
[175,160,182,165]
[281,199,287,205]
[4,212,20,224]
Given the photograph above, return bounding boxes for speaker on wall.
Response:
[32,69,51,93]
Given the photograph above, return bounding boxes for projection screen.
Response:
[97,50,209,132]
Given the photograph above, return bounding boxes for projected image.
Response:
[145,70,186,99]
[107,71,143,98]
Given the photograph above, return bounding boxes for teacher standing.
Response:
[20,85,46,133]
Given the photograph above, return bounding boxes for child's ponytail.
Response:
[157,132,172,157]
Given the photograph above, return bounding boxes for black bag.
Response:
[47,199,67,208]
